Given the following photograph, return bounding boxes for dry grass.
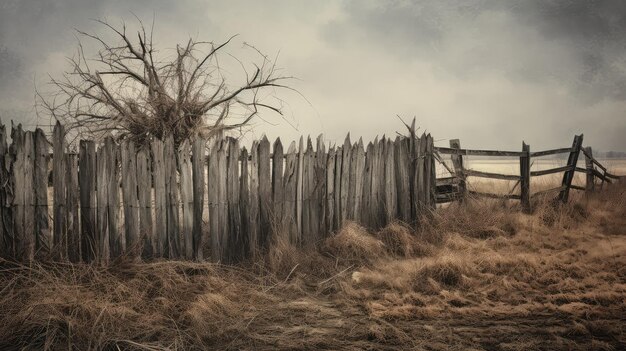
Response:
[1,184,625,350]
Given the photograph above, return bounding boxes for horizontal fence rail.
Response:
[434,134,625,210]
[0,120,439,264]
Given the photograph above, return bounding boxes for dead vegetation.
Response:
[39,19,293,146]
[1,185,625,350]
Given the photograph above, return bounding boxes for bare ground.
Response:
[1,185,625,350]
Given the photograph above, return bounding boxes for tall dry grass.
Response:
[1,184,625,350]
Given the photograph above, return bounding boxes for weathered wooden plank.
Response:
[283,142,298,244]
[33,129,50,256]
[191,137,205,260]
[436,184,459,195]
[520,142,531,213]
[151,139,167,257]
[22,132,35,261]
[11,124,25,260]
[435,147,525,157]
[384,139,397,224]
[66,153,80,262]
[164,136,179,258]
[353,139,365,223]
[464,168,521,181]
[79,140,97,262]
[302,137,314,246]
[584,147,595,192]
[96,142,110,264]
[296,137,304,242]
[272,138,284,234]
[592,168,612,184]
[361,143,373,228]
[105,138,121,258]
[605,172,620,180]
[53,122,67,260]
[207,143,220,262]
[121,141,140,258]
[333,146,342,231]
[394,137,411,223]
[347,141,357,220]
[258,136,271,250]
[0,122,11,258]
[136,146,153,258]
[415,135,428,220]
[427,135,437,210]
[324,147,335,236]
[372,137,385,228]
[248,141,260,253]
[531,165,574,177]
[227,138,242,263]
[409,135,424,224]
[449,139,466,200]
[340,134,351,226]
[530,147,574,157]
[436,177,458,186]
[178,140,193,260]
[422,135,432,211]
[409,121,418,222]
[580,147,607,172]
[370,138,380,229]
[240,147,250,258]
[314,134,326,241]
[217,141,228,261]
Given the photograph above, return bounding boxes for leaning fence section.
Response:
[434,134,624,210]
[0,120,437,264]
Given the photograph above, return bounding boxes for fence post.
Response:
[409,119,418,222]
[584,146,595,193]
[52,122,67,260]
[449,139,467,201]
[0,122,10,259]
[258,136,271,250]
[208,143,220,261]
[66,153,80,262]
[33,129,50,256]
[296,137,304,242]
[79,140,97,262]
[122,141,140,259]
[520,142,531,213]
[136,146,153,258]
[177,140,193,260]
[191,137,205,261]
[558,134,584,203]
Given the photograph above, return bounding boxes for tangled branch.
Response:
[38,19,293,145]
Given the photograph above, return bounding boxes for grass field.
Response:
[1,181,624,350]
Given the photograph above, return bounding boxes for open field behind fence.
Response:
[0,119,623,264]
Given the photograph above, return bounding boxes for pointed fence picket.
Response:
[0,120,452,264]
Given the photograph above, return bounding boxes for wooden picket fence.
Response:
[434,134,624,211]
[0,120,438,263]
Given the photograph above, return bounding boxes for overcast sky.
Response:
[1,0,626,151]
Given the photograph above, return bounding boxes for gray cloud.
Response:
[0,0,625,151]
[325,0,626,102]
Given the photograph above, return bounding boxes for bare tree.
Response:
[39,19,292,145]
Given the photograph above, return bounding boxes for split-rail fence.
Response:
[435,134,624,211]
